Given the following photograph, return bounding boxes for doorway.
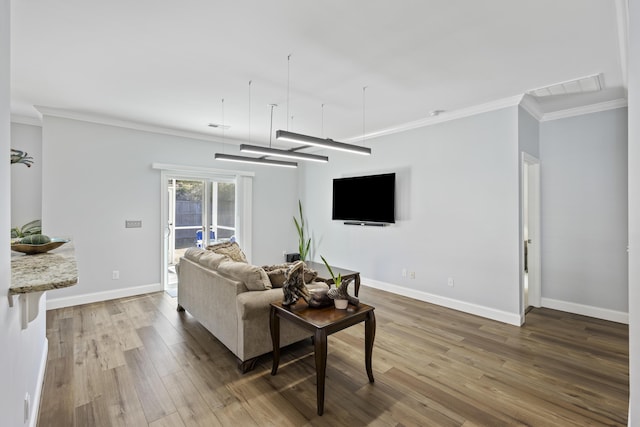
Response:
[163,176,237,296]
[522,153,541,319]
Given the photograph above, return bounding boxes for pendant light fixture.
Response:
[240,54,328,163]
[239,105,327,162]
[214,82,298,168]
[275,130,371,155]
[275,82,371,156]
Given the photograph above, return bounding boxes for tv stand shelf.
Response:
[343,221,387,227]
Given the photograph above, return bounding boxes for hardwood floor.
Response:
[38,286,629,426]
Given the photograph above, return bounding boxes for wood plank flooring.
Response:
[38,287,629,426]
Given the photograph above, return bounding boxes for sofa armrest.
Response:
[236,288,284,320]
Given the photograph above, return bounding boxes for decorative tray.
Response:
[11,238,70,255]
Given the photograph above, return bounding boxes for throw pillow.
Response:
[217,260,272,291]
[262,263,318,288]
[206,241,248,263]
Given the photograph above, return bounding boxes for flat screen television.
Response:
[332,173,395,225]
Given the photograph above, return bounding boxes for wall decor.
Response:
[10,148,33,167]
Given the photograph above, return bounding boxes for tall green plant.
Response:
[320,255,342,288]
[293,200,311,261]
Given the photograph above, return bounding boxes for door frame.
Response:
[154,163,254,292]
[521,152,541,321]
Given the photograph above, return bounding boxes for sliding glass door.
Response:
[165,177,236,291]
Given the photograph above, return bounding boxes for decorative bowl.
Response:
[10,238,70,255]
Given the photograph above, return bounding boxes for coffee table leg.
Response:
[365,310,376,383]
[314,328,328,415]
[355,273,361,297]
[270,306,280,376]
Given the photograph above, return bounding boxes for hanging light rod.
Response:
[214,153,298,168]
[239,144,328,163]
[275,130,371,155]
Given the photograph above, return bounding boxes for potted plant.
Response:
[320,255,349,309]
[293,200,311,261]
[10,219,42,243]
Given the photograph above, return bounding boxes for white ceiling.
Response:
[10,0,627,148]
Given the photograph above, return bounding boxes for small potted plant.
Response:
[321,255,355,309]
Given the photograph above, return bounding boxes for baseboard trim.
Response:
[541,298,629,324]
[31,337,48,427]
[46,283,163,310]
[361,277,522,326]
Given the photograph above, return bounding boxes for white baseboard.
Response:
[541,297,629,324]
[361,277,522,326]
[46,283,163,310]
[30,337,48,427]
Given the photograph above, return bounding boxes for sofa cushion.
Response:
[198,251,229,270]
[207,241,248,263]
[262,263,318,288]
[217,260,272,291]
[184,247,207,262]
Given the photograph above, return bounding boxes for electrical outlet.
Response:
[409,271,416,279]
[112,270,120,280]
[125,220,142,228]
[447,277,454,287]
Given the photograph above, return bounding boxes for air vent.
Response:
[527,73,603,98]
[208,123,231,130]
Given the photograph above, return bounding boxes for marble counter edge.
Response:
[10,244,78,295]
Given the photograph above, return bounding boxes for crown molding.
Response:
[10,113,42,127]
[342,95,524,143]
[30,92,627,147]
[539,98,628,122]
[33,105,228,144]
[518,95,544,121]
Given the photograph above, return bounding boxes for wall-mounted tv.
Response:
[332,173,395,225]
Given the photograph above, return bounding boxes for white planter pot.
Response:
[334,299,348,309]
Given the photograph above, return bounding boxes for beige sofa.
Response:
[177,246,328,372]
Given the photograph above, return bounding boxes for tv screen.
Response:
[332,173,395,224]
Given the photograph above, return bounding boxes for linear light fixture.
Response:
[275,130,371,155]
[239,144,328,163]
[214,153,298,168]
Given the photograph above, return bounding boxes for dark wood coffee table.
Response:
[270,301,375,416]
[305,261,361,297]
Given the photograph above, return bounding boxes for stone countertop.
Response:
[10,243,78,295]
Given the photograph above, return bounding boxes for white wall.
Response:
[2,1,48,425]
[539,108,628,317]
[300,107,522,324]
[628,0,639,423]
[10,123,42,227]
[41,115,299,305]
[518,106,540,158]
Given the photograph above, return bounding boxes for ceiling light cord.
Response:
[221,98,225,153]
[287,54,291,131]
[321,103,325,138]
[363,86,367,145]
[248,80,252,143]
[269,104,276,148]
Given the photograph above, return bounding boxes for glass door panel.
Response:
[215,182,236,240]
[174,179,205,254]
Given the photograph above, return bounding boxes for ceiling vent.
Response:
[527,73,603,98]
[208,123,231,130]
